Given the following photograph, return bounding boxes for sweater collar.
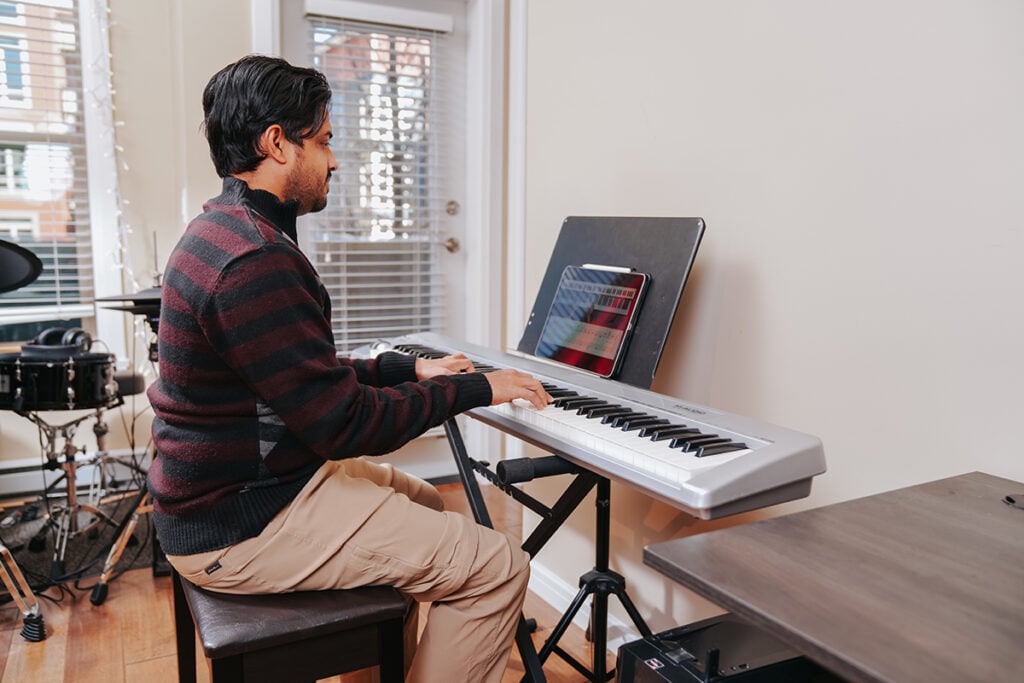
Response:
[222,176,300,244]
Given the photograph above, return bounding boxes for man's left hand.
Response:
[415,353,475,379]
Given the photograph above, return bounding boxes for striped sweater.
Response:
[147,177,491,555]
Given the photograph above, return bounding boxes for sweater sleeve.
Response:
[338,351,418,388]
[201,244,492,460]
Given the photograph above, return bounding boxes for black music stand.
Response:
[518,216,704,390]
[443,216,705,682]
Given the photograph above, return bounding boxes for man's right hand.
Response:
[484,369,552,410]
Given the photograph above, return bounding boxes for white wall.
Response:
[521,0,1024,638]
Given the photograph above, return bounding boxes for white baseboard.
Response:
[527,560,640,656]
[0,448,150,500]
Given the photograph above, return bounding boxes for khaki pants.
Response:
[168,458,530,683]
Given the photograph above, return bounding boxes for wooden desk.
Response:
[644,472,1024,683]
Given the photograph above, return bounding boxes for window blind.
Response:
[0,0,93,330]
[303,14,449,353]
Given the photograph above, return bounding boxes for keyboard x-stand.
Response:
[392,333,826,682]
[444,417,649,682]
[400,339,659,681]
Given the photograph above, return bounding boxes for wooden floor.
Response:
[0,483,607,682]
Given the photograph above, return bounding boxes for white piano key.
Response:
[493,400,751,486]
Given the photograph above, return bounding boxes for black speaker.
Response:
[616,614,834,683]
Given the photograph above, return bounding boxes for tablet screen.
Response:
[534,266,649,378]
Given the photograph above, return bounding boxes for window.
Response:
[0,0,94,343]
[0,35,26,101]
[301,14,450,353]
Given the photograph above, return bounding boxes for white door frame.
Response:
[250,0,510,466]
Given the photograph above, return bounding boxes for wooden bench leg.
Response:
[210,655,245,683]
[172,572,198,683]
[378,616,405,683]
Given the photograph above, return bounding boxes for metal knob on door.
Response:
[444,237,461,253]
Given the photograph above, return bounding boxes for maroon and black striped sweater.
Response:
[147,177,491,555]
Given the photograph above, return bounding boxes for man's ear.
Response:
[258,124,289,164]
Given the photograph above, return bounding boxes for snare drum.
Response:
[0,352,117,411]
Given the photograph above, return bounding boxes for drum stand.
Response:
[21,407,119,580]
[0,543,46,641]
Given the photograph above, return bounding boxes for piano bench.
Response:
[172,571,407,683]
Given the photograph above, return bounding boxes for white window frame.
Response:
[0,2,124,358]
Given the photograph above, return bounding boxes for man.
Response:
[147,55,551,683]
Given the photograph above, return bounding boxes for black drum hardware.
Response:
[90,285,167,605]
[0,238,43,295]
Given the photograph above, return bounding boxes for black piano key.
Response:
[575,401,611,415]
[545,388,578,399]
[583,404,623,418]
[599,409,642,424]
[669,433,717,449]
[472,363,498,373]
[610,412,651,428]
[696,442,748,458]
[679,436,731,453]
[616,415,662,430]
[649,426,699,441]
[639,423,688,439]
[395,344,444,358]
[622,418,670,433]
[553,396,598,409]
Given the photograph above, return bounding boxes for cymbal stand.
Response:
[21,409,118,580]
[0,543,46,641]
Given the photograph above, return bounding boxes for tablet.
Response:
[534,265,650,378]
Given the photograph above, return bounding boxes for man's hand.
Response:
[415,353,475,379]
[485,368,552,410]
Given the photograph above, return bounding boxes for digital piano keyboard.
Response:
[389,333,826,519]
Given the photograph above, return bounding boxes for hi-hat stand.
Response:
[21,406,121,580]
[443,419,652,683]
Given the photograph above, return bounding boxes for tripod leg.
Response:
[51,507,72,581]
[537,584,593,664]
[612,585,653,640]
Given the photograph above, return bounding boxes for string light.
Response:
[88,0,152,380]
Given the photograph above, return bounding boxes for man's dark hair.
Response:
[202,55,332,177]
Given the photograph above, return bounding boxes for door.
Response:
[278,0,503,479]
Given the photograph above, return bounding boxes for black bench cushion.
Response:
[179,581,408,659]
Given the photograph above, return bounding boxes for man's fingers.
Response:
[519,377,551,409]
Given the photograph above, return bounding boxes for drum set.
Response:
[2,326,124,572]
[0,239,156,640]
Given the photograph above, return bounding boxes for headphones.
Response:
[21,326,93,359]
